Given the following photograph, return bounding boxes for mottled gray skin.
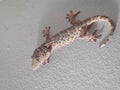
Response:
[32,15,115,70]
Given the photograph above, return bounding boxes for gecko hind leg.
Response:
[42,26,51,40]
[91,30,102,42]
[80,22,102,40]
[66,10,80,26]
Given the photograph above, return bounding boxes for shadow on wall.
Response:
[37,0,119,46]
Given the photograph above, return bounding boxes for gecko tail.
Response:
[84,15,115,48]
[90,15,115,48]
[99,28,114,48]
[99,38,109,48]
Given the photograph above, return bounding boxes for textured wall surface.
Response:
[0,0,120,90]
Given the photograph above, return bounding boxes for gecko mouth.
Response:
[32,59,41,70]
[32,59,46,70]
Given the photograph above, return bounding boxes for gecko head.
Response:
[31,45,52,70]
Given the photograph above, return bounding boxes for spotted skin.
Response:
[32,11,115,70]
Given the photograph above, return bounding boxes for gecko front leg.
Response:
[66,10,80,26]
[42,26,51,40]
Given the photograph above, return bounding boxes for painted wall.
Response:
[0,0,120,90]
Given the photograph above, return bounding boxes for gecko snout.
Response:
[32,58,41,70]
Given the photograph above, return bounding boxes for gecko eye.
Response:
[36,58,39,61]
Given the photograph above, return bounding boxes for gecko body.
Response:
[31,11,115,70]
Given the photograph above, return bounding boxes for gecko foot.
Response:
[91,30,102,42]
[66,10,80,25]
[43,26,51,40]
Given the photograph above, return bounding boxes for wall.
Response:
[0,0,120,90]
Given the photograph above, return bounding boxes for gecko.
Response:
[31,10,115,70]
